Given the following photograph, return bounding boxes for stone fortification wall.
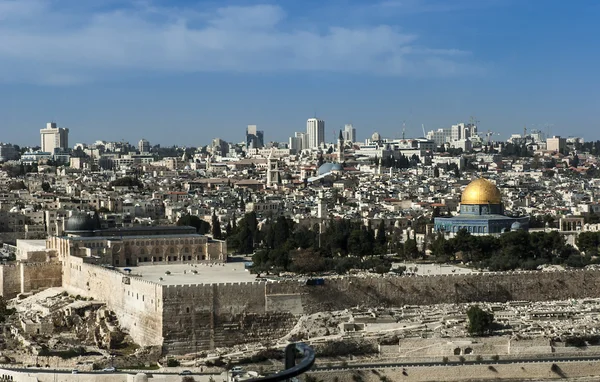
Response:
[20,262,62,295]
[161,282,296,354]
[0,262,62,299]
[268,270,600,313]
[63,256,163,347]
[0,264,21,299]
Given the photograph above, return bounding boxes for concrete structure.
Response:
[434,178,529,234]
[40,122,69,154]
[343,124,356,143]
[138,139,150,153]
[246,125,264,149]
[306,118,325,149]
[547,135,566,153]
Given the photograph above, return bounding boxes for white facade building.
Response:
[343,124,356,143]
[40,122,69,153]
[306,118,325,149]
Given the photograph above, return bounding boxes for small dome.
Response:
[461,178,502,205]
[65,212,99,232]
[511,221,523,231]
[318,163,343,175]
[372,132,381,141]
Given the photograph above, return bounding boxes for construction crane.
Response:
[421,124,426,138]
[485,130,499,145]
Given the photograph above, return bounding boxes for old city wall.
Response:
[62,256,163,347]
[0,264,21,299]
[19,262,62,295]
[267,270,600,313]
[0,262,62,299]
[161,282,296,354]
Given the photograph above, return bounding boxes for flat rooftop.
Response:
[119,263,257,285]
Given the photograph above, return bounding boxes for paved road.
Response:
[6,355,600,377]
[313,355,600,372]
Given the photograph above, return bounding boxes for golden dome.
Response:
[461,178,502,205]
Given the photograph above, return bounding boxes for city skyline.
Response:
[1,0,599,145]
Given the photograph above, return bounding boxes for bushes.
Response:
[166,358,180,367]
[38,346,86,359]
[316,340,377,357]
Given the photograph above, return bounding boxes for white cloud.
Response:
[0,0,483,84]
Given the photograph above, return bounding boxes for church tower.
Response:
[266,149,280,187]
[337,129,344,164]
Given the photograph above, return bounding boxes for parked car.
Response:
[178,370,192,375]
[102,367,116,372]
[71,369,79,374]
[230,366,244,374]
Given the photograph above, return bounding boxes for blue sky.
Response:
[1,0,599,146]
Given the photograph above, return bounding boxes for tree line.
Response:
[429,229,589,271]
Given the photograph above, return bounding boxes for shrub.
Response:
[166,358,180,367]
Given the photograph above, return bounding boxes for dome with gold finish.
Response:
[461,178,502,205]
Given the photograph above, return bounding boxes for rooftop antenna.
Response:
[402,121,406,140]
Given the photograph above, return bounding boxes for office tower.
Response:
[343,124,356,143]
[306,118,325,149]
[40,122,69,153]
[289,136,302,154]
[138,139,150,153]
[246,125,264,149]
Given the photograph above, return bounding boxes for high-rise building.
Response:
[547,136,566,153]
[426,128,452,146]
[306,118,325,149]
[246,125,264,149]
[138,139,150,153]
[343,124,356,143]
[40,122,69,153]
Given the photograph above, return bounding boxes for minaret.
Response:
[337,129,344,164]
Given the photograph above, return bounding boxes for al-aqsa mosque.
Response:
[434,178,529,234]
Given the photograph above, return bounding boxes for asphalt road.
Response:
[313,355,600,372]
[5,355,600,377]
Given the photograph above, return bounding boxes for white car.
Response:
[230,366,244,374]
[102,367,116,372]
[71,369,78,374]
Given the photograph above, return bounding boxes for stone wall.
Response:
[161,282,296,354]
[19,262,62,294]
[0,262,62,299]
[63,256,163,347]
[0,264,21,299]
[269,270,600,313]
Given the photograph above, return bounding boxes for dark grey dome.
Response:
[65,213,99,232]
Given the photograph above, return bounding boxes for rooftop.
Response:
[120,263,256,285]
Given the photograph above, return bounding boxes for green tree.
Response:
[211,212,222,239]
[466,305,494,336]
[434,166,440,178]
[177,215,210,234]
[376,220,387,247]
[41,181,51,192]
[0,297,15,323]
[403,239,419,259]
